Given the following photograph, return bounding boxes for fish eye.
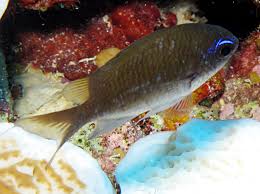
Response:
[216,39,234,58]
[219,45,232,57]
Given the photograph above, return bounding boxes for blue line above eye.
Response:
[217,39,234,46]
[207,38,234,55]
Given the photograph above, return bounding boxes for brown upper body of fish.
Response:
[16,23,238,161]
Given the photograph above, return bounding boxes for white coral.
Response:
[0,0,8,19]
[0,123,114,194]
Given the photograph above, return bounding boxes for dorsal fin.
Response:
[62,77,90,106]
[95,47,121,68]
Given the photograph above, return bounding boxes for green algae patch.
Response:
[192,103,220,120]
[234,101,260,118]
[70,123,104,154]
[249,72,260,84]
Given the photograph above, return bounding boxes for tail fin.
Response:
[15,77,91,165]
[15,107,80,165]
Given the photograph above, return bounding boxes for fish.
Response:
[16,23,239,161]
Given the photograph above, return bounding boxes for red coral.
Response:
[18,0,78,10]
[227,31,260,78]
[16,1,176,81]
[111,2,161,41]
[62,61,98,81]
[193,70,225,103]
[161,12,177,28]
[17,19,130,80]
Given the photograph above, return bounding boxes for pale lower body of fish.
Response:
[89,79,191,138]
[89,66,224,138]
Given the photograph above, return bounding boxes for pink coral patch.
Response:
[252,64,260,76]
[220,103,235,120]
[228,31,260,78]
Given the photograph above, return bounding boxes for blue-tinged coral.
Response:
[116,119,260,194]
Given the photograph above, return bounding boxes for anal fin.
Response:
[88,116,133,139]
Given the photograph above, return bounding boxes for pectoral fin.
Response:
[170,94,194,112]
[88,115,133,139]
[160,94,195,130]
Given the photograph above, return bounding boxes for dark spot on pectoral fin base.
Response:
[88,116,133,139]
[63,77,90,106]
